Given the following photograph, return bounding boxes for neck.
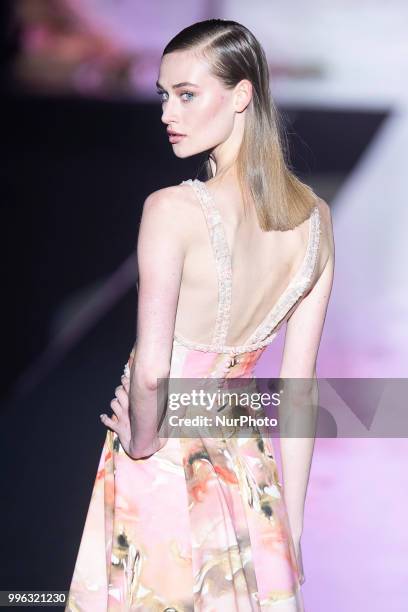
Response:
[208,113,245,182]
[208,156,239,185]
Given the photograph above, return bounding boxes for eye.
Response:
[156,90,168,102]
[180,91,194,102]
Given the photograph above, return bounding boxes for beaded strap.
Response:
[181,179,233,347]
[244,204,321,346]
[173,329,280,355]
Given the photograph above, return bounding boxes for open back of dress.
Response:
[174,178,321,354]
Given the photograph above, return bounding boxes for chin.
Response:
[172,143,208,159]
[172,147,194,159]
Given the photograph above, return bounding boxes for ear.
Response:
[234,79,253,113]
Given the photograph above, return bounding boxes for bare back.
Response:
[174,178,327,353]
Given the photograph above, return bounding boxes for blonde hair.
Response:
[163,18,318,231]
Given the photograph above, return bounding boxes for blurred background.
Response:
[1,1,407,610]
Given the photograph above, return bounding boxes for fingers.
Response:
[110,398,123,420]
[100,374,130,430]
[113,385,129,411]
[100,413,118,433]
[121,374,130,392]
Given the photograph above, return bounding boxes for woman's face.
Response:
[156,50,236,158]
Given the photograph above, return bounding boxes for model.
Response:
[66,18,335,612]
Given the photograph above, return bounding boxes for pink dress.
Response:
[66,178,321,611]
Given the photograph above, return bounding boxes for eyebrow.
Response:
[155,80,199,90]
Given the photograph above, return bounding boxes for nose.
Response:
[161,97,179,126]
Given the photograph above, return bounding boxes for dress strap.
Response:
[243,204,321,346]
[181,178,232,348]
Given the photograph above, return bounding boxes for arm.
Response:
[279,202,335,539]
[128,187,189,456]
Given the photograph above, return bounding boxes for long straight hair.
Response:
[162,19,318,231]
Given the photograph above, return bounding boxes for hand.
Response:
[292,535,305,585]
[99,374,166,460]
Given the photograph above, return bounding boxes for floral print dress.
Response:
[66,178,321,611]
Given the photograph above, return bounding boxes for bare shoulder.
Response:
[141,182,199,244]
[143,183,197,215]
[315,196,335,267]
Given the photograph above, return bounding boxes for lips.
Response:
[168,132,186,144]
